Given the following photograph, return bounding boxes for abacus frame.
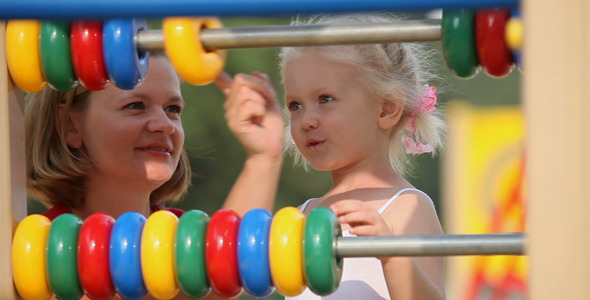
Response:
[1,0,590,299]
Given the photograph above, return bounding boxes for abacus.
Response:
[3,12,524,93]
[1,0,589,299]
[13,207,524,299]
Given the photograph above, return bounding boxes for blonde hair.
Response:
[279,13,446,175]
[26,56,191,209]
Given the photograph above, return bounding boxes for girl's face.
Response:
[70,56,185,188]
[284,52,390,171]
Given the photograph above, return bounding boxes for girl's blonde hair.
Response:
[279,13,446,175]
[26,55,191,209]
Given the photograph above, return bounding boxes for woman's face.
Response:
[70,56,185,188]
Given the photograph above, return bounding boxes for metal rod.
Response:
[0,0,519,20]
[138,20,442,52]
[335,233,525,257]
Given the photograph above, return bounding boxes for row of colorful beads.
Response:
[12,207,342,300]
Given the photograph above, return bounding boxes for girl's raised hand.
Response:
[330,200,393,236]
[214,71,284,160]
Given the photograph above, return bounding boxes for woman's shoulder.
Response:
[42,204,73,221]
[151,203,185,218]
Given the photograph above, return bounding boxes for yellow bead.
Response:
[141,211,179,299]
[163,17,227,85]
[505,18,523,51]
[6,20,47,92]
[12,214,52,300]
[269,207,306,296]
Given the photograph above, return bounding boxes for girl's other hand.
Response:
[330,200,392,236]
[214,71,284,160]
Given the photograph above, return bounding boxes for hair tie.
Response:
[402,84,437,154]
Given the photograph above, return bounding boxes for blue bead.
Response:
[109,212,147,300]
[103,19,150,89]
[238,208,274,297]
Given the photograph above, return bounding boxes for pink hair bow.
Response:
[402,84,437,154]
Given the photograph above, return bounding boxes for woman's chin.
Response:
[144,169,174,185]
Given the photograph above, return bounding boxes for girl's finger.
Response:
[348,225,380,236]
[337,210,374,225]
[233,73,276,101]
[236,99,266,127]
[330,200,364,215]
[250,71,268,81]
[214,71,233,96]
[225,85,265,115]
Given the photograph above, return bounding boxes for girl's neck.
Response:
[328,161,405,195]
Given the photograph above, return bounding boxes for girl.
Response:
[219,14,446,300]
[283,14,446,300]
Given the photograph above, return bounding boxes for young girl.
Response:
[219,14,446,300]
[25,53,283,299]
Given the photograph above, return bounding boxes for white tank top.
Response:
[287,188,429,300]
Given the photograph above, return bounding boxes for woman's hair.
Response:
[26,53,192,209]
[279,13,446,176]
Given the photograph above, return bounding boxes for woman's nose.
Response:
[146,109,176,134]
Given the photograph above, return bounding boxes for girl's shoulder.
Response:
[381,188,443,235]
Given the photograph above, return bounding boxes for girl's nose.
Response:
[147,109,176,135]
[301,110,319,130]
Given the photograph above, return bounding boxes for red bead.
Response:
[78,213,115,300]
[205,209,242,298]
[476,9,514,77]
[71,21,109,90]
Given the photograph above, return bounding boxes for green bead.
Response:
[47,213,84,300]
[175,210,211,298]
[442,9,480,78]
[304,207,343,295]
[40,21,78,91]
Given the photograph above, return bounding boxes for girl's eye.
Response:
[166,105,183,115]
[288,102,303,111]
[125,102,145,109]
[319,95,334,103]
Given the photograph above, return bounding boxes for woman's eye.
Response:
[319,95,334,103]
[125,102,145,109]
[288,102,303,111]
[166,105,183,115]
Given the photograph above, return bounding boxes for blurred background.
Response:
[27,13,525,300]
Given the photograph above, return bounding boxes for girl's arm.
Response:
[331,195,446,300]
[380,193,446,299]
[214,72,284,216]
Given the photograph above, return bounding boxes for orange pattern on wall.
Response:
[443,102,527,300]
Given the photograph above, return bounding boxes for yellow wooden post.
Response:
[0,21,28,299]
[524,0,590,298]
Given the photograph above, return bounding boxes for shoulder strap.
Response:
[298,198,316,213]
[377,188,430,214]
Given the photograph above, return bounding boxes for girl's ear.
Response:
[378,97,404,130]
[57,103,83,149]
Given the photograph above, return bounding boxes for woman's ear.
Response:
[57,103,83,149]
[378,97,405,130]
